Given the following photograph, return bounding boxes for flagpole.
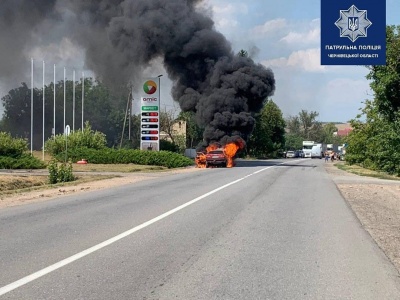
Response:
[73,69,75,131]
[53,64,56,136]
[82,72,84,131]
[63,67,66,134]
[42,61,45,161]
[30,58,34,155]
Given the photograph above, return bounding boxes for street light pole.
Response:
[157,75,163,151]
[157,74,163,97]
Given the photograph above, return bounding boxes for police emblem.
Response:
[335,5,372,42]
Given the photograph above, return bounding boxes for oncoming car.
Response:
[206,149,227,167]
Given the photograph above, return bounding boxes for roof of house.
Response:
[334,123,352,131]
[337,128,353,136]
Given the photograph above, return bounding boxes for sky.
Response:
[205,0,399,123]
[0,0,398,123]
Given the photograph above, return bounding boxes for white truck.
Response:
[302,141,314,158]
[311,143,326,158]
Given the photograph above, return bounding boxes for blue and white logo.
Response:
[335,5,372,42]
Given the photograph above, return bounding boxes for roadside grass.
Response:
[1,150,190,195]
[71,163,168,172]
[335,162,400,181]
[0,174,117,197]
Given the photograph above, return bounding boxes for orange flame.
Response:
[224,143,239,168]
[195,152,207,168]
[206,143,219,153]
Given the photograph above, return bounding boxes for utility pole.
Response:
[128,86,132,141]
[120,90,132,149]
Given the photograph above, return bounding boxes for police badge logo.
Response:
[335,5,372,42]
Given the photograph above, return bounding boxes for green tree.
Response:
[82,79,128,147]
[159,109,179,145]
[299,110,320,139]
[285,110,324,145]
[345,25,400,175]
[248,100,285,157]
[322,123,338,142]
[319,123,344,144]
[286,115,301,135]
[127,114,141,149]
[0,83,40,144]
[347,100,400,174]
[159,109,191,153]
[284,133,303,150]
[366,25,400,121]
[308,121,324,142]
[237,49,249,57]
[177,111,203,148]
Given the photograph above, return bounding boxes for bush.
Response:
[45,122,107,156]
[48,159,75,184]
[0,132,29,158]
[55,147,194,168]
[0,154,46,169]
[160,139,180,153]
[48,160,58,184]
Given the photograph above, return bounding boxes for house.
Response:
[333,123,353,137]
[160,120,187,142]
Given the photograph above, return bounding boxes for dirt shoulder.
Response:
[325,162,400,273]
[0,167,201,209]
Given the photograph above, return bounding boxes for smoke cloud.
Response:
[0,0,275,148]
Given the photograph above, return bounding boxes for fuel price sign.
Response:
[140,79,160,151]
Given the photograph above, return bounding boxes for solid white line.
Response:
[0,160,301,296]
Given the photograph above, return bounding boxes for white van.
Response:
[311,144,325,158]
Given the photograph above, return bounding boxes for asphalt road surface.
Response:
[1,159,400,299]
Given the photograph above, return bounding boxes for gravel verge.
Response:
[325,162,400,273]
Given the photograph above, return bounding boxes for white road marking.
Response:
[0,160,302,296]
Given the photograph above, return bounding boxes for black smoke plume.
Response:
[0,0,275,148]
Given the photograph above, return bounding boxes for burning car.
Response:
[205,149,227,168]
[195,138,245,168]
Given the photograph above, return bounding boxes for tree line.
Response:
[345,25,400,175]
[0,78,128,149]
[0,78,341,158]
[0,47,342,158]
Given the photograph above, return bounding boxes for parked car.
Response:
[205,149,227,167]
[297,150,305,158]
[286,150,295,158]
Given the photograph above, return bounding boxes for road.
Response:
[1,159,400,299]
